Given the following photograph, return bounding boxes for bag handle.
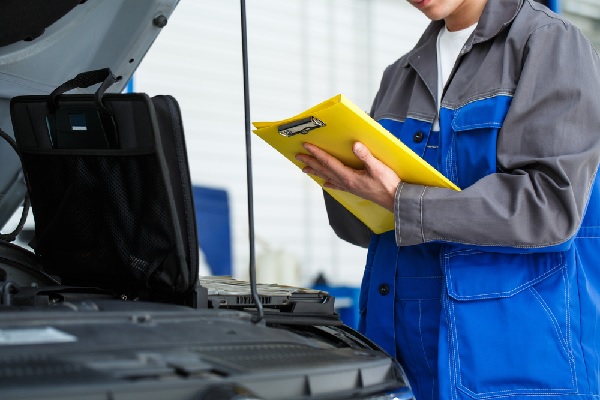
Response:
[48,68,117,113]
[0,129,30,243]
[47,68,119,148]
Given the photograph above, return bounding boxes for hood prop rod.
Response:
[240,0,264,323]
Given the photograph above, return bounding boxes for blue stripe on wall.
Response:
[548,0,559,13]
[125,76,134,93]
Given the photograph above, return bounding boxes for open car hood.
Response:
[0,0,180,229]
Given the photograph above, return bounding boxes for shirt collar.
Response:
[405,0,523,66]
[469,0,523,50]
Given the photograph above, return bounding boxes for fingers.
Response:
[295,142,400,211]
[295,143,348,188]
[302,143,347,172]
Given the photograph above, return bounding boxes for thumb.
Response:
[353,142,377,167]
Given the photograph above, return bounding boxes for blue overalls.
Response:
[359,123,444,400]
[358,93,600,400]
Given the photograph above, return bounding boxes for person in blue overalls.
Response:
[296,0,600,399]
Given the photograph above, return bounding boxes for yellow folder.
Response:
[252,94,460,234]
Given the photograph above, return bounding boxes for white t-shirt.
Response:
[432,24,477,131]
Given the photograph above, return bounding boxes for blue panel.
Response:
[378,118,432,158]
[536,0,560,12]
[124,76,134,93]
[192,185,232,276]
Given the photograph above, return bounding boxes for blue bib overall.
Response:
[359,95,600,400]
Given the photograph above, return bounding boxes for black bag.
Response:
[9,69,199,302]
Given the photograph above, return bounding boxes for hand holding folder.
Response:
[252,94,460,234]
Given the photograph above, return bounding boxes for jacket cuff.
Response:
[394,182,427,246]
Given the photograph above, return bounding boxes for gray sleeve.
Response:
[323,191,372,247]
[396,22,600,248]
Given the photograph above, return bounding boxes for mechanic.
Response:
[295,0,600,399]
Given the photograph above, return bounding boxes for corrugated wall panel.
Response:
[135,0,428,287]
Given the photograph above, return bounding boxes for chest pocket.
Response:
[440,95,512,188]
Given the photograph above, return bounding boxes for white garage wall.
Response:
[134,0,429,287]
[562,0,600,50]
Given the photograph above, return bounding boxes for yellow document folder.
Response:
[252,94,460,234]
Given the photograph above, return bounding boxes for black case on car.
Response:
[9,70,199,302]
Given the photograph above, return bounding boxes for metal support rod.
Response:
[240,0,264,323]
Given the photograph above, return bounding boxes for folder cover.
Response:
[252,94,460,234]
